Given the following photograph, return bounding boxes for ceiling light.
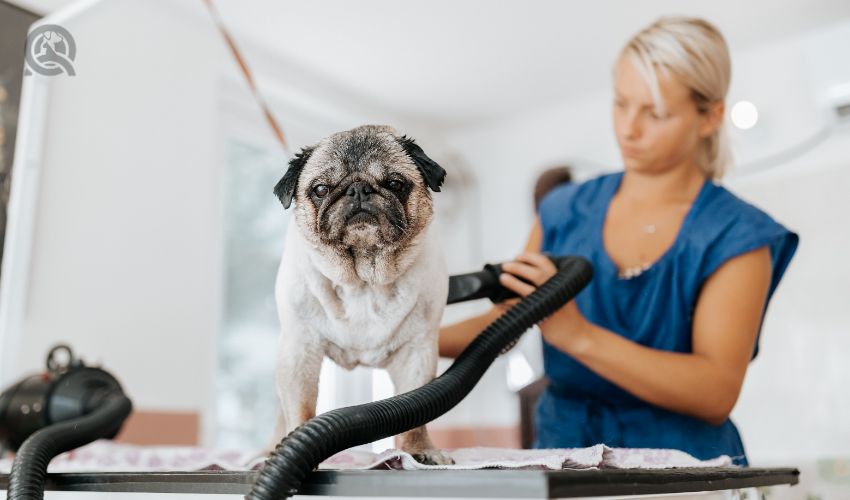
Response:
[731,100,759,130]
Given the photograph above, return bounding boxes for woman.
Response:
[438,17,798,465]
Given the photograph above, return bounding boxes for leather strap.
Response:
[203,0,290,153]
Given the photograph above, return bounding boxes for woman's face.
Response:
[612,56,717,175]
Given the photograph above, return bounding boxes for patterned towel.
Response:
[0,440,732,474]
[322,445,733,470]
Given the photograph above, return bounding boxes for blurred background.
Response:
[0,0,848,497]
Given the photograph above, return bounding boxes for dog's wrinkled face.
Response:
[273,125,445,254]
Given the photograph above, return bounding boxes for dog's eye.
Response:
[387,180,404,191]
[313,185,329,198]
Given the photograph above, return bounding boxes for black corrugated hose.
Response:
[247,255,593,500]
[6,394,132,499]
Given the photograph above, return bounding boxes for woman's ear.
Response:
[699,100,726,138]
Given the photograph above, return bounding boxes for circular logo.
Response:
[25,24,77,76]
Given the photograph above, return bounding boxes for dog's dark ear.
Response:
[397,135,446,192]
[274,146,315,209]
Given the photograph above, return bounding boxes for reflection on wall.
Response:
[0,2,38,272]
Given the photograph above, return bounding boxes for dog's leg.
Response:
[267,333,324,452]
[385,338,454,466]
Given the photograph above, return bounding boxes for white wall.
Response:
[728,134,850,464]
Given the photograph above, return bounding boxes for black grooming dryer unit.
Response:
[0,344,132,499]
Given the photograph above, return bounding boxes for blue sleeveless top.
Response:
[533,172,798,465]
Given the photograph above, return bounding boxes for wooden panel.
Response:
[427,425,521,449]
[114,411,200,446]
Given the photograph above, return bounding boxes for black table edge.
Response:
[0,467,800,498]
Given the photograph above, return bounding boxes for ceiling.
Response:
[14,0,850,128]
[211,0,850,128]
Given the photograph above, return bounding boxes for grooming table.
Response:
[0,467,799,498]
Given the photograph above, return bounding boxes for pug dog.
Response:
[270,125,452,465]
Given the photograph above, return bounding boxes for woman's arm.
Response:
[438,308,502,358]
[500,219,772,425]
[437,221,544,359]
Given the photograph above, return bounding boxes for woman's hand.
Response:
[498,252,592,355]
[493,297,520,314]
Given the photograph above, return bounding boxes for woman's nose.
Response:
[622,110,642,140]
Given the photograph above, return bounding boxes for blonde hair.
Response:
[618,17,732,179]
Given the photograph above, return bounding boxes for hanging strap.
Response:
[203,0,290,154]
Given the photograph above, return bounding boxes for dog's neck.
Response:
[304,228,429,287]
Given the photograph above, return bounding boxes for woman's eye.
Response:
[313,185,329,197]
[649,107,668,120]
[387,180,404,191]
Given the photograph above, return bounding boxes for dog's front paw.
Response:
[411,448,455,466]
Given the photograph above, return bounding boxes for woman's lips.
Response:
[621,147,642,158]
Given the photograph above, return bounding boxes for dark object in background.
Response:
[517,164,572,448]
[518,377,550,449]
[533,165,573,210]
[0,2,40,274]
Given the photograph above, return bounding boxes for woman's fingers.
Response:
[499,272,536,297]
[501,261,543,285]
[502,252,557,286]
[516,252,557,275]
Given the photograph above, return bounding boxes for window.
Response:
[215,133,380,451]
[216,137,291,448]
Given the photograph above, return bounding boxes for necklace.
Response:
[618,224,656,279]
[618,262,651,280]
